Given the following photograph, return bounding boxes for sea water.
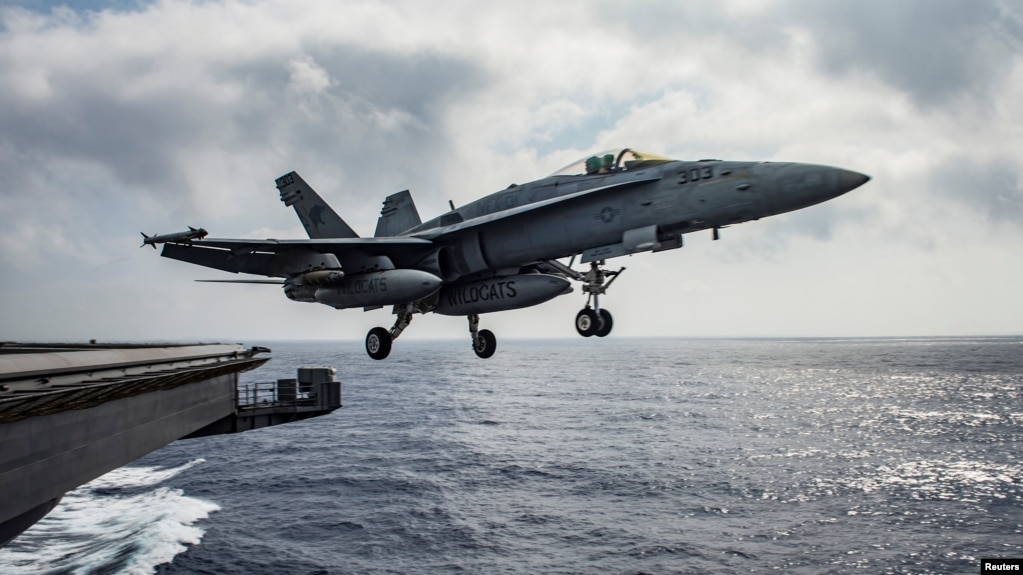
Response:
[2,337,1020,574]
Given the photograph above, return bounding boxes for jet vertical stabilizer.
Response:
[276,171,359,239]
[374,190,422,237]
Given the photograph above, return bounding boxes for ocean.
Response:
[1,337,1020,574]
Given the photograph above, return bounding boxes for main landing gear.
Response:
[365,304,415,360]
[365,306,498,360]
[574,261,623,338]
[468,313,496,359]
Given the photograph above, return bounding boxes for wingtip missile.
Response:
[140,227,208,248]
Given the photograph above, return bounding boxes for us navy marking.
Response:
[596,207,620,223]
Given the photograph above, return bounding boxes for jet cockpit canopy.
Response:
[549,148,673,177]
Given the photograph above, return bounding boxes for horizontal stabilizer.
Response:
[276,171,359,239]
[375,190,422,237]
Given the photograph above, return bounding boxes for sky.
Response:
[1,0,1021,343]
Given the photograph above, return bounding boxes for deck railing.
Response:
[237,379,317,409]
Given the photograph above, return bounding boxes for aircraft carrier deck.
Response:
[0,342,342,547]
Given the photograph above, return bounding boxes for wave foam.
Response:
[0,459,218,575]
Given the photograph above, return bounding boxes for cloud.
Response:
[793,0,1023,108]
[287,55,331,98]
[0,219,74,270]
[931,160,1023,226]
[0,0,1021,341]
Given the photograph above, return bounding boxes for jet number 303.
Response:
[678,167,713,184]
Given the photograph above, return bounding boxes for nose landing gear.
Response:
[574,261,623,338]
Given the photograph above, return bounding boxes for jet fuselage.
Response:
[415,160,866,276]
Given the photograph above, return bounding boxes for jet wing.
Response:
[160,237,433,277]
[194,237,432,252]
[415,176,661,239]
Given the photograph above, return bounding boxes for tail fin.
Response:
[276,171,359,238]
[374,190,422,237]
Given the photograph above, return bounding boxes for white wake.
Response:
[0,459,219,575]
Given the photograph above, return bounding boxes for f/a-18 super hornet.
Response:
[148,148,869,359]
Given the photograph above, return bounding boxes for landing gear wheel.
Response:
[576,308,598,337]
[595,309,613,337]
[365,327,392,360]
[473,329,497,359]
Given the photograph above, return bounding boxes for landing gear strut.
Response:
[574,261,623,338]
[365,304,415,360]
[468,314,496,359]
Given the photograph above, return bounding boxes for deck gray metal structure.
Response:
[0,342,342,547]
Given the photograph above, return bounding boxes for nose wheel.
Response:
[575,307,613,337]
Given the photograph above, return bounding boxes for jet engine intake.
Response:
[434,274,572,316]
[415,247,460,282]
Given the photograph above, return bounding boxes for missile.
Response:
[314,269,442,309]
[433,274,572,316]
[140,226,208,249]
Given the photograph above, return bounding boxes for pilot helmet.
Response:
[602,154,615,170]
[585,156,601,174]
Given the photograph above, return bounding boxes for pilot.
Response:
[585,156,601,175]
[600,154,615,173]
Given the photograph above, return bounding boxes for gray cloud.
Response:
[0,49,484,189]
[1,87,208,193]
[931,160,1023,225]
[264,47,487,178]
[792,0,1022,107]
[600,0,1021,110]
[0,11,489,234]
[599,0,792,54]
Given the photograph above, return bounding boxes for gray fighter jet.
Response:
[150,148,869,359]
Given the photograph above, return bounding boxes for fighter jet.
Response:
[140,226,207,249]
[151,148,868,359]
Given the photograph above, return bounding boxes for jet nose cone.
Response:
[837,169,870,195]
